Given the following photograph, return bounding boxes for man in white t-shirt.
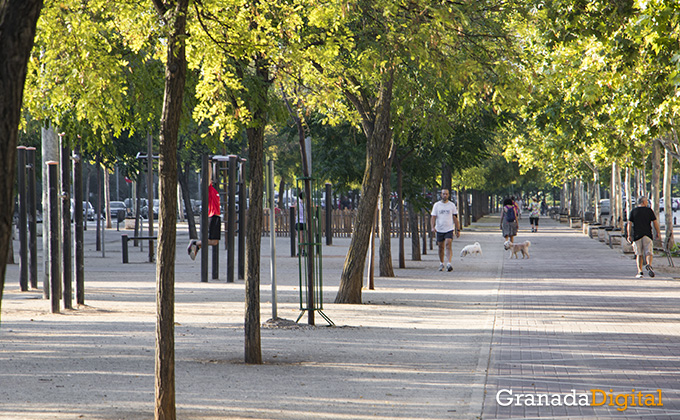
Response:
[430,189,460,272]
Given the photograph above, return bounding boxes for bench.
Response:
[598,227,613,242]
[603,228,621,246]
[587,224,604,239]
[570,217,582,229]
[121,234,157,263]
[607,233,623,249]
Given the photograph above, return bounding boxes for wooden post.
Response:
[17,146,28,291]
[26,147,38,289]
[146,132,154,262]
[47,162,61,313]
[200,154,209,282]
[60,135,73,309]
[238,158,246,280]
[227,155,237,283]
[70,154,83,284]
[325,183,332,245]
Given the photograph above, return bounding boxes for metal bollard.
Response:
[122,234,129,263]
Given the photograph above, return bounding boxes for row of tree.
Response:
[9,1,680,419]
[499,1,680,243]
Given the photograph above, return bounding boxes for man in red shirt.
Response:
[187,163,220,260]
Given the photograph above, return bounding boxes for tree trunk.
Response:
[0,1,43,320]
[624,167,632,222]
[408,201,421,261]
[569,179,577,217]
[614,163,623,228]
[244,55,269,364]
[105,166,112,228]
[593,171,600,221]
[652,139,661,215]
[96,155,102,250]
[178,160,197,239]
[335,71,395,304]
[396,157,405,268]
[458,189,466,228]
[378,143,395,277]
[441,165,452,191]
[151,1,188,419]
[277,175,286,210]
[41,125,59,298]
[664,148,674,248]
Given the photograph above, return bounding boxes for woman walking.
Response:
[529,197,540,232]
[501,197,519,243]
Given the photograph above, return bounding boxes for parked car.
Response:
[124,198,149,217]
[141,199,159,219]
[599,199,610,215]
[658,197,680,212]
[108,201,127,220]
[70,200,95,221]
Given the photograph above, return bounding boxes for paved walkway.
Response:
[1,214,680,419]
[482,215,680,419]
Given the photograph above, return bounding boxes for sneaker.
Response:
[438,263,444,271]
[188,240,198,261]
[635,272,643,279]
[447,264,453,272]
[645,264,655,278]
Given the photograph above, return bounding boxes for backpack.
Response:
[505,206,516,222]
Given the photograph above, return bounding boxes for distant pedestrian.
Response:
[187,163,220,260]
[529,197,540,232]
[626,196,661,278]
[515,197,523,220]
[295,191,306,250]
[430,189,460,272]
[540,199,548,216]
[501,197,518,243]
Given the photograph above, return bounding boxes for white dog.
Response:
[460,242,482,257]
[504,240,531,259]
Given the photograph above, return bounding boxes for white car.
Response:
[71,200,95,221]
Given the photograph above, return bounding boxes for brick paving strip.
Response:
[481,215,680,419]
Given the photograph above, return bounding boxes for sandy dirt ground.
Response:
[1,219,504,420]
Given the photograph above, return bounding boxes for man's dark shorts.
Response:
[209,215,221,240]
[436,230,454,243]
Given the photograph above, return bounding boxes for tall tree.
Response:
[0,0,44,323]
[296,0,516,303]
[190,0,319,362]
[150,1,189,419]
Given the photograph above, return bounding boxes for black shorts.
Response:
[295,222,306,232]
[436,230,454,243]
[529,217,539,226]
[209,215,221,240]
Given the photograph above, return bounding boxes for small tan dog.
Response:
[504,240,531,259]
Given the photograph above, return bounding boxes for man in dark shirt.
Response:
[627,196,661,278]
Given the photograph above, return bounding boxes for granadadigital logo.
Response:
[496,389,663,412]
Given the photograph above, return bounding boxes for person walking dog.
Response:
[501,197,519,243]
[430,189,460,272]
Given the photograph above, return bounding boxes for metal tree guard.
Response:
[295,177,333,326]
